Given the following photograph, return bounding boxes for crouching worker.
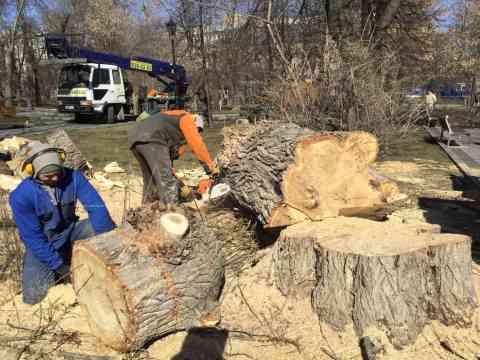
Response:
[128,108,219,205]
[9,142,115,304]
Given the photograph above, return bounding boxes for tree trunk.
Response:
[4,46,15,108]
[272,217,477,348]
[325,0,345,43]
[22,24,36,110]
[71,210,225,352]
[33,67,41,107]
[218,122,403,228]
[199,0,212,125]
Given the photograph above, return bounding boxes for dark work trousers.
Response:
[22,219,95,305]
[131,143,180,205]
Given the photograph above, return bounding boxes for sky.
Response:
[1,0,461,32]
[436,0,456,30]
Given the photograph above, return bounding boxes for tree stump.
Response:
[218,122,404,228]
[272,217,477,348]
[71,206,224,352]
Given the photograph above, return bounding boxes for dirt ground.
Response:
[1,119,480,358]
[0,156,478,360]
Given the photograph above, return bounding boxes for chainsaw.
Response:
[178,168,230,206]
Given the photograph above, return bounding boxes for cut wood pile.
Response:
[71,202,224,352]
[218,121,478,348]
[0,120,475,355]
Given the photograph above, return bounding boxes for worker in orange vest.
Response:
[147,88,158,97]
[127,107,219,204]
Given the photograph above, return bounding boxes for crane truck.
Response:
[43,34,188,123]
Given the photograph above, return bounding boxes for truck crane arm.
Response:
[44,34,187,94]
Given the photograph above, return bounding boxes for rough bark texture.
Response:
[218,122,402,228]
[272,218,477,348]
[219,122,302,225]
[71,209,224,352]
[47,129,89,171]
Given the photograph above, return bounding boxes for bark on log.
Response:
[272,217,477,348]
[218,122,403,228]
[47,129,89,171]
[71,211,224,352]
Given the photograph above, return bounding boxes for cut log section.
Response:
[159,212,189,240]
[47,129,89,171]
[218,122,404,228]
[71,212,224,352]
[272,217,478,348]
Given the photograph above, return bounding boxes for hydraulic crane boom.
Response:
[42,34,188,122]
[44,34,187,94]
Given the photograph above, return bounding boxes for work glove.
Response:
[180,185,193,200]
[209,162,221,178]
[197,178,213,194]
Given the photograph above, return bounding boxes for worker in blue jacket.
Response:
[9,141,115,304]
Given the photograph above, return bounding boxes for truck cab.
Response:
[57,63,127,123]
[44,34,187,123]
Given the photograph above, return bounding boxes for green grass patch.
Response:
[32,123,448,175]
[31,123,225,173]
[386,129,450,163]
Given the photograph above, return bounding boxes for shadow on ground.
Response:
[418,174,480,264]
[71,114,135,125]
[171,328,229,360]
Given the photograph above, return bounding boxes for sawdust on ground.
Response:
[0,250,479,360]
[0,157,480,359]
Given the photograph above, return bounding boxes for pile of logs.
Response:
[70,121,477,351]
[219,121,478,348]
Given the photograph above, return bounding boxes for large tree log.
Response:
[272,217,477,348]
[47,129,89,171]
[71,207,224,352]
[218,122,403,228]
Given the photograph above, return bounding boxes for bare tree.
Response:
[4,0,27,107]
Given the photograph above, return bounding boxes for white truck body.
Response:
[57,63,127,121]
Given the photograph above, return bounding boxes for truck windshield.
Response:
[59,65,91,89]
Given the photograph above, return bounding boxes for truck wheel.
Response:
[106,106,115,124]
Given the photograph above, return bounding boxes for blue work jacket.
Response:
[9,169,115,270]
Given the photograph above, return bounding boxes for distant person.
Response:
[147,88,158,97]
[425,90,438,115]
[138,85,148,112]
[9,142,115,304]
[78,70,89,88]
[128,105,219,205]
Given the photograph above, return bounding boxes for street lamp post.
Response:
[166,18,177,107]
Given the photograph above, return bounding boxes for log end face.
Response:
[72,244,135,352]
[159,212,189,239]
[280,132,389,223]
[342,131,379,165]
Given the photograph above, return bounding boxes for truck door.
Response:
[92,68,112,105]
[112,69,126,104]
